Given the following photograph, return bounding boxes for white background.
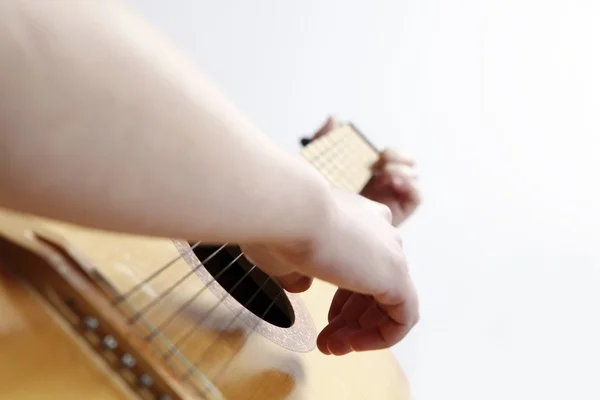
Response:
[131,1,599,399]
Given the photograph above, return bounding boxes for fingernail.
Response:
[392,176,406,188]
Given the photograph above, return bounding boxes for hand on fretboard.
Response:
[300,124,379,194]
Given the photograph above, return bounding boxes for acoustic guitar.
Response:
[0,123,410,399]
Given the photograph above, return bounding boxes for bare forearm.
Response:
[0,1,332,244]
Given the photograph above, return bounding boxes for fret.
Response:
[300,124,379,193]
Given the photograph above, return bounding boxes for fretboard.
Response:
[300,123,379,194]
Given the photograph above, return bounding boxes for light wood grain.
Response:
[0,267,133,400]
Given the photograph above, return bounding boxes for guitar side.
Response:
[0,210,410,399]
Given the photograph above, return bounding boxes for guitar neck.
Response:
[300,123,379,194]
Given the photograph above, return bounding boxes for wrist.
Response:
[270,161,337,263]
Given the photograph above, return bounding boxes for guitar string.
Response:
[114,133,370,389]
[139,166,354,319]
[161,261,259,361]
[118,243,281,390]
[109,243,236,390]
[115,242,266,373]
[115,291,220,394]
[114,241,202,304]
[208,290,283,386]
[144,251,245,341]
[140,147,353,329]
[182,136,368,381]
[142,134,351,339]
[190,139,371,385]
[180,275,277,382]
[127,243,227,323]
[191,132,375,391]
[174,140,344,386]
[140,265,267,387]
[186,284,283,398]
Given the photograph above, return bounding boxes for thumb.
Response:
[241,245,313,293]
[277,273,314,293]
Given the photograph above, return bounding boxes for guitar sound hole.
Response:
[191,244,295,328]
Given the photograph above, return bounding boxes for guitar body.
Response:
[0,264,131,400]
[0,124,411,399]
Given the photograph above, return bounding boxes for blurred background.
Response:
[131,1,599,399]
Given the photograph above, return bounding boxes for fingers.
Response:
[241,245,313,293]
[374,163,418,193]
[373,149,422,217]
[317,293,419,356]
[318,317,410,355]
[382,164,418,181]
[372,148,419,193]
[317,263,419,356]
[372,148,415,170]
[328,289,353,322]
[376,273,420,337]
[350,301,420,352]
[348,327,389,352]
[323,325,355,356]
[277,273,314,293]
[349,302,419,353]
[317,316,346,355]
[373,148,418,179]
[383,164,421,205]
[318,293,371,355]
[357,303,387,328]
[312,116,338,140]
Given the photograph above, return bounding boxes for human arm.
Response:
[0,1,419,355]
[0,0,331,245]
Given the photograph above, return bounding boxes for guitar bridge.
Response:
[0,212,221,400]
